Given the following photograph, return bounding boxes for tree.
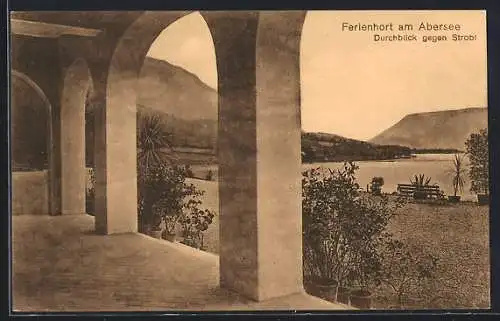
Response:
[465,129,489,195]
[447,153,467,197]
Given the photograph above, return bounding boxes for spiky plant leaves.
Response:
[137,112,177,179]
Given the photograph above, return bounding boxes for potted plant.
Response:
[465,129,489,205]
[410,174,431,200]
[370,177,384,196]
[136,112,176,234]
[302,164,362,302]
[349,250,378,310]
[180,205,215,250]
[336,278,352,305]
[162,211,181,242]
[349,286,373,309]
[302,164,405,305]
[447,154,466,203]
[149,217,163,239]
[144,203,164,239]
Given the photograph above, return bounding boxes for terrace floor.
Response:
[12,214,349,312]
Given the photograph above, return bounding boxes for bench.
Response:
[397,184,444,199]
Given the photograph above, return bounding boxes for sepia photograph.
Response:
[10,10,489,312]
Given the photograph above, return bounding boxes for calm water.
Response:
[192,153,476,201]
[303,153,475,201]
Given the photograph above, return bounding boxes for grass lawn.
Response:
[376,201,490,309]
[191,179,490,310]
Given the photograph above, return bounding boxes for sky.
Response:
[147,10,487,141]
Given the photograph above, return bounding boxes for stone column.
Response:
[206,11,306,301]
[59,59,90,215]
[88,12,189,234]
[91,39,138,235]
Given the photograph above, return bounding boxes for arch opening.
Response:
[11,71,51,171]
[11,71,52,215]
[94,10,219,235]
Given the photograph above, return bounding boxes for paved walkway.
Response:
[12,215,349,312]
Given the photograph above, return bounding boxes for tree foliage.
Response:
[465,128,489,195]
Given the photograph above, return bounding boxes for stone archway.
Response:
[97,10,307,302]
[11,70,52,214]
[93,11,193,234]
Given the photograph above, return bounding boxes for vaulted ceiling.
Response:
[10,11,144,38]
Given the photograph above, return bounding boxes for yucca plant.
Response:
[137,112,176,233]
[410,174,432,190]
[409,174,432,200]
[448,154,467,197]
[137,112,176,179]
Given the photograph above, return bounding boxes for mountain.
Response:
[138,105,216,149]
[84,57,412,165]
[369,107,488,150]
[137,57,217,121]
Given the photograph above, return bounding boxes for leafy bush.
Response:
[138,164,203,233]
[180,206,215,250]
[465,128,489,195]
[136,112,215,247]
[370,177,385,195]
[302,162,405,289]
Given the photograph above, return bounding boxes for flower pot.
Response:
[308,277,338,302]
[336,286,351,304]
[148,229,162,239]
[413,191,428,200]
[447,195,461,203]
[350,289,372,309]
[477,194,489,205]
[163,232,176,242]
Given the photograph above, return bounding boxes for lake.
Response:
[192,153,476,201]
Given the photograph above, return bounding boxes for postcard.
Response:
[10,10,489,312]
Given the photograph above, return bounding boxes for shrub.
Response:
[465,129,489,195]
[370,177,385,195]
[180,206,215,250]
[302,162,405,288]
[138,164,204,233]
